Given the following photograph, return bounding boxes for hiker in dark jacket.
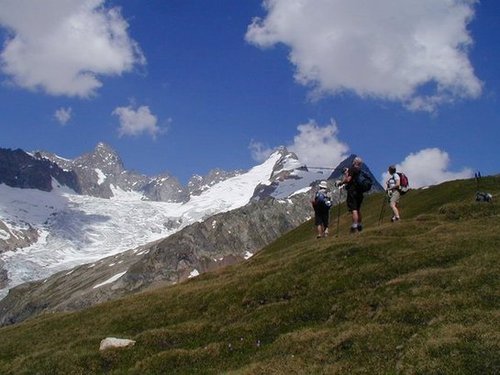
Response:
[336,157,364,233]
[312,180,332,238]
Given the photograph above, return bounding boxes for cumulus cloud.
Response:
[112,105,163,139]
[250,119,349,168]
[54,107,72,125]
[381,148,473,188]
[249,140,274,163]
[0,0,145,97]
[288,119,349,167]
[246,0,482,111]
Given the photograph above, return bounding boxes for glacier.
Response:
[0,152,282,299]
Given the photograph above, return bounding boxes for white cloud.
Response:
[0,0,145,97]
[249,140,274,163]
[112,105,163,138]
[288,119,349,168]
[54,107,72,125]
[246,0,482,111]
[250,119,349,168]
[381,148,473,188]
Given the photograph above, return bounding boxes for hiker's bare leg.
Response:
[352,210,360,225]
[390,202,399,218]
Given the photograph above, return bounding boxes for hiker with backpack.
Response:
[335,156,369,233]
[386,165,401,222]
[312,180,332,238]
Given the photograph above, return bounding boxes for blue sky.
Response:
[0,0,498,187]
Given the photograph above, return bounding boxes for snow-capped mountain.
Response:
[0,148,311,299]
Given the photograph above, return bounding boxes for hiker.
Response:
[386,165,401,222]
[312,180,332,238]
[336,157,365,233]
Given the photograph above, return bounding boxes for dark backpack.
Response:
[313,190,331,209]
[397,172,409,194]
[356,171,373,193]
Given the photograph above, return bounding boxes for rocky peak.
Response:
[74,142,124,175]
[143,173,189,202]
[269,147,304,181]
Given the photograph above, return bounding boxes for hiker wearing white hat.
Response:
[311,180,332,238]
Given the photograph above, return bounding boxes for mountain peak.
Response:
[94,142,120,158]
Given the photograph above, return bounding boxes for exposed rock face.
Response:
[37,143,189,202]
[0,260,7,289]
[142,174,188,202]
[0,148,80,192]
[0,194,314,326]
[69,142,125,198]
[0,219,39,254]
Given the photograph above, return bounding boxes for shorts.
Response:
[346,189,364,212]
[388,190,400,204]
[314,209,329,227]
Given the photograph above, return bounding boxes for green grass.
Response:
[0,176,498,374]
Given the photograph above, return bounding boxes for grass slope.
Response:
[0,177,498,374]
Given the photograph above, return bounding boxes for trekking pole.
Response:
[378,193,387,226]
[336,186,342,237]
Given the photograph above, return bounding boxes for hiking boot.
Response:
[391,216,400,222]
[350,226,358,234]
[357,224,363,232]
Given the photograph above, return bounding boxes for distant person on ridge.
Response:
[336,157,365,233]
[386,165,401,222]
[312,180,332,238]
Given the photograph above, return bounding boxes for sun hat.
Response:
[319,181,328,189]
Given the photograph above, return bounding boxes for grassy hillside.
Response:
[0,177,498,374]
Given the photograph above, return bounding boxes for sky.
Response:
[0,0,498,187]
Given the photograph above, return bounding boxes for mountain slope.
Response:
[0,146,381,300]
[0,176,497,374]
[0,193,313,325]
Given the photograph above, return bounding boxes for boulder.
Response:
[99,337,136,351]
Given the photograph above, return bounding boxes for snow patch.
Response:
[109,185,146,201]
[188,269,200,278]
[0,229,11,240]
[95,169,107,185]
[93,271,127,289]
[289,186,311,197]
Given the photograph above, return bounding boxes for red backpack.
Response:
[397,172,409,194]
